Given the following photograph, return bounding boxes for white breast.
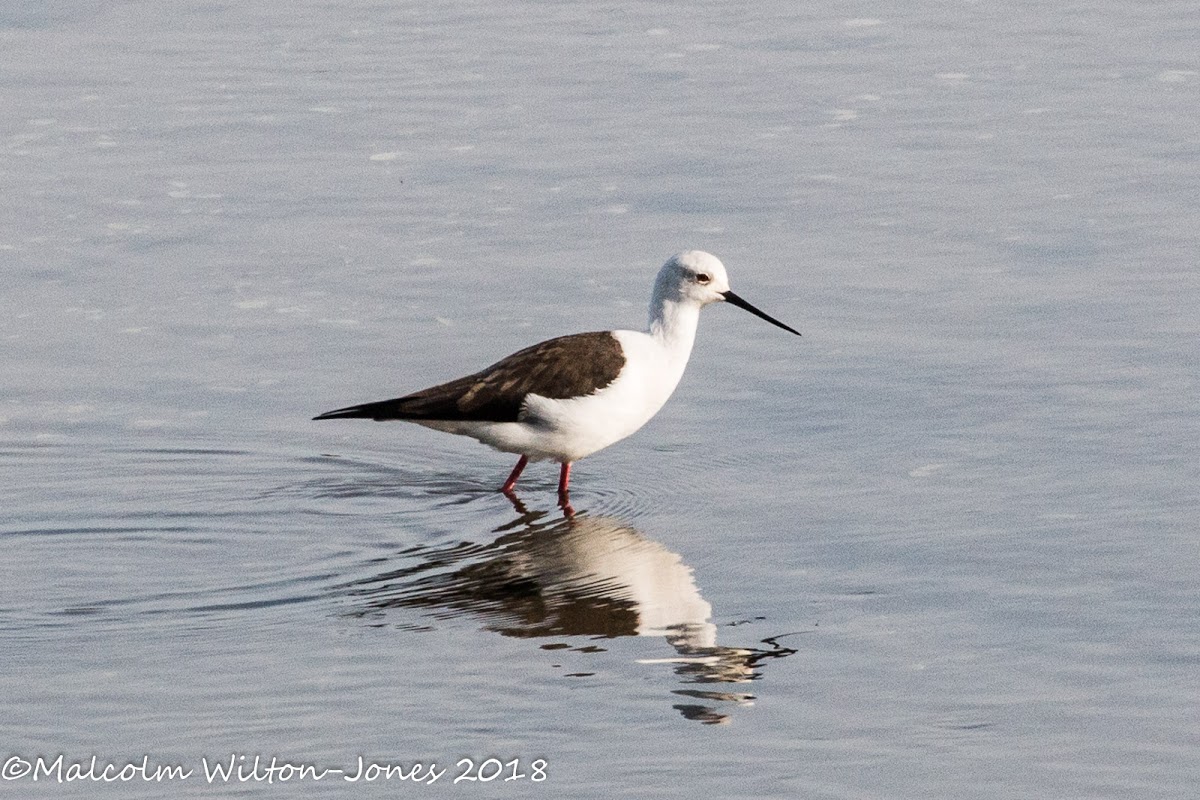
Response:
[518,329,688,462]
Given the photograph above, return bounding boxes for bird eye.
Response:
[696,273,711,284]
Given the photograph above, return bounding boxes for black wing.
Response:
[313,331,626,423]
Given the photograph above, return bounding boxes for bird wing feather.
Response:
[313,331,626,423]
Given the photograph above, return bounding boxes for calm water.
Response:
[3,1,1199,797]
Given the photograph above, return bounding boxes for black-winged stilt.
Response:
[314,250,800,511]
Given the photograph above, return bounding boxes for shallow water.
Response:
[3,1,1199,797]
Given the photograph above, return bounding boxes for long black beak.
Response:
[721,290,801,336]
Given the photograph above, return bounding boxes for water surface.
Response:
[3,1,1198,797]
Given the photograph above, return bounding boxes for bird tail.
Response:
[313,371,503,422]
[312,398,417,421]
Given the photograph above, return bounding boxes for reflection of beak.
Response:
[720,291,801,336]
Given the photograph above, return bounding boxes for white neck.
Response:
[648,296,700,359]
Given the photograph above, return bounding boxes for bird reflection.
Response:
[341,511,797,724]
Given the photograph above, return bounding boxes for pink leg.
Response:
[557,462,575,517]
[501,455,529,494]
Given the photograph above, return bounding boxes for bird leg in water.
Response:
[500,455,529,494]
[557,462,575,516]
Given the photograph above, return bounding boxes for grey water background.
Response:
[2,0,1198,796]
